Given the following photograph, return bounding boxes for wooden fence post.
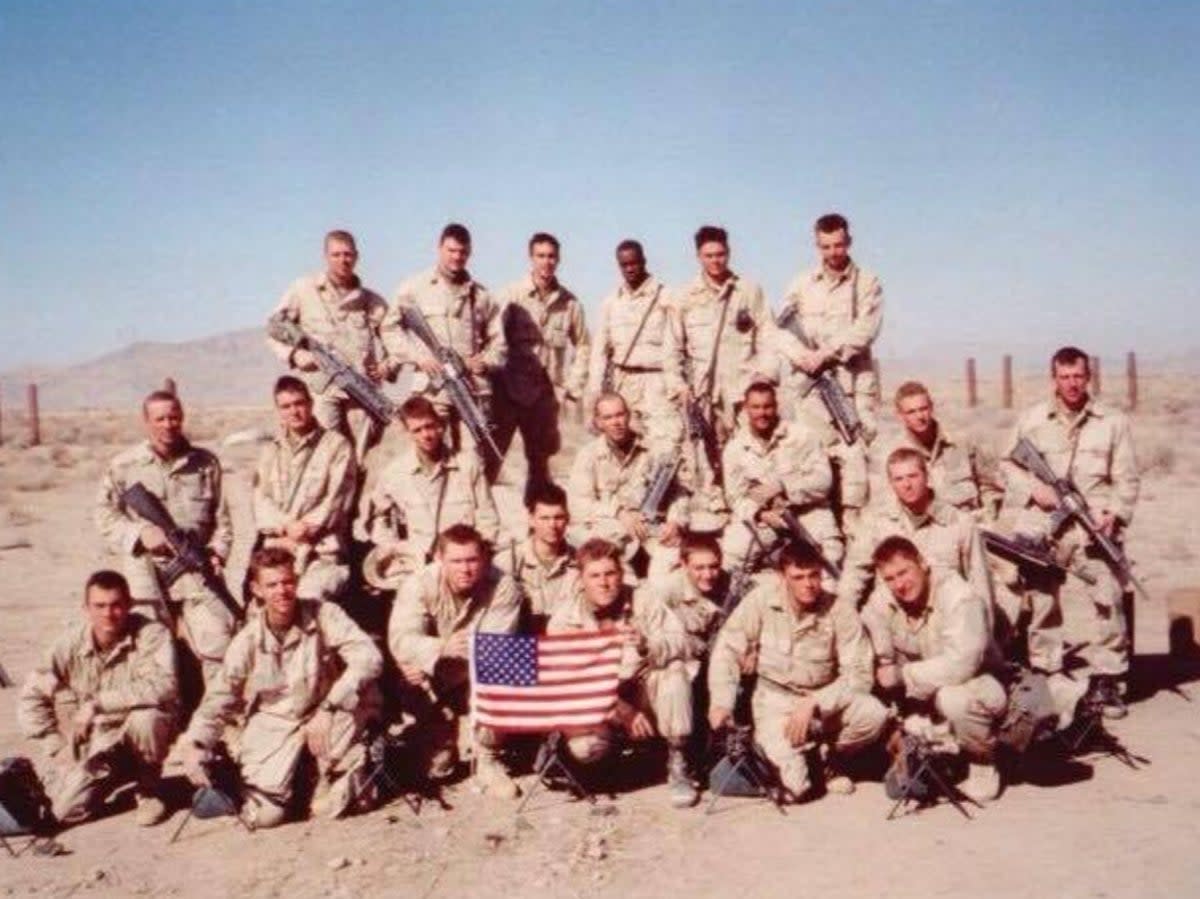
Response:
[26,383,40,447]
[1091,355,1101,395]
[1001,355,1013,409]
[1126,352,1138,411]
[966,358,978,408]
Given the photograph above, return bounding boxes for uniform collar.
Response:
[402,444,458,476]
[814,260,857,285]
[280,424,325,452]
[137,439,198,473]
[902,422,957,460]
[617,275,660,301]
[517,538,575,576]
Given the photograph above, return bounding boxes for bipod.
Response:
[886,743,980,821]
[516,732,595,817]
[170,746,253,844]
[1059,707,1148,770]
[354,728,448,816]
[706,726,788,816]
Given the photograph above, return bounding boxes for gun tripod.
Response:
[706,726,788,816]
[886,742,981,821]
[515,732,595,817]
[1059,704,1148,770]
[354,727,449,816]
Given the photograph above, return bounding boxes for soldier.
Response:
[567,392,687,579]
[496,482,579,632]
[889,381,1002,518]
[637,533,727,671]
[547,539,699,808]
[387,525,523,798]
[181,548,383,828]
[1001,346,1139,716]
[95,390,235,687]
[251,376,356,602]
[494,232,590,498]
[862,537,1007,802]
[838,448,992,613]
[721,379,842,575]
[779,213,884,525]
[362,396,500,591]
[267,230,392,462]
[18,571,178,828]
[384,223,506,480]
[586,239,679,453]
[708,541,888,799]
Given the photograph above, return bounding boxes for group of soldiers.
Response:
[11,213,1141,833]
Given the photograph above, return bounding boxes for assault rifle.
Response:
[1009,438,1149,601]
[120,483,245,624]
[981,529,1096,585]
[0,659,13,689]
[778,509,842,580]
[776,306,863,446]
[397,305,503,468]
[639,456,682,534]
[681,358,722,480]
[267,316,397,426]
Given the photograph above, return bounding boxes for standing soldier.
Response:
[495,482,579,632]
[779,213,883,526]
[494,233,590,498]
[267,230,392,462]
[587,240,678,453]
[18,571,178,828]
[1000,346,1139,717]
[384,223,507,480]
[251,376,357,603]
[95,391,235,689]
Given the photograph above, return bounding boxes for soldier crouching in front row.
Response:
[18,571,178,828]
[181,548,382,828]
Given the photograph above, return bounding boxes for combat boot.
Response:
[134,792,168,827]
[474,750,520,799]
[960,761,1001,803]
[666,745,698,809]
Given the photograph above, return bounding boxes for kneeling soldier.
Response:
[708,541,888,799]
[18,571,178,828]
[862,537,1006,803]
[181,548,383,828]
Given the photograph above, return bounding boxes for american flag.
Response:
[470,630,624,733]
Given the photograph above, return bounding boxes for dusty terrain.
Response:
[0,372,1198,899]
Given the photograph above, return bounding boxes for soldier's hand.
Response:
[796,348,826,375]
[708,706,733,732]
[292,348,320,372]
[659,522,682,547]
[627,710,656,740]
[746,483,779,507]
[618,509,649,541]
[304,709,334,760]
[758,509,787,531]
[417,353,443,378]
[738,643,759,675]
[876,662,901,691]
[181,743,211,788]
[139,524,169,554]
[1030,483,1059,511]
[283,520,309,543]
[783,698,818,747]
[1097,510,1118,536]
[466,353,488,376]
[442,630,470,659]
[399,663,427,686]
[70,700,97,737]
[209,552,225,574]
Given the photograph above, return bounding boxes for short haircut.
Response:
[84,569,131,602]
[274,375,311,400]
[680,532,722,563]
[528,232,560,254]
[400,395,441,424]
[894,380,931,407]
[437,524,485,555]
[1051,346,1090,374]
[593,391,628,417]
[142,389,181,417]
[744,380,777,402]
[440,223,472,245]
[694,225,728,250]
[324,229,357,251]
[777,540,825,572]
[814,213,849,235]
[886,446,928,473]
[615,239,644,259]
[576,537,622,570]
[872,535,924,569]
[249,546,296,582]
[526,481,568,513]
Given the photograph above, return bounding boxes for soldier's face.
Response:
[815,228,851,271]
[254,564,299,624]
[878,555,929,607]
[441,541,485,594]
[594,398,631,443]
[405,414,445,456]
[744,389,779,435]
[1053,359,1090,409]
[275,389,315,434]
[697,241,730,280]
[530,241,559,281]
[616,248,646,288]
[438,237,471,275]
[684,550,722,595]
[581,558,623,610]
[888,459,930,508]
[896,392,934,438]
[324,238,358,282]
[144,399,184,457]
[85,585,131,648]
[530,502,569,547]
[782,563,823,608]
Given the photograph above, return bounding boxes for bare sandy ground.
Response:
[1,375,1198,899]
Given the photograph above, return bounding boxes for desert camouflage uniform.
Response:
[587,276,680,453]
[494,275,590,492]
[252,426,356,601]
[636,567,724,679]
[496,538,579,631]
[184,600,381,827]
[1001,397,1139,677]
[885,426,1003,518]
[546,586,694,763]
[862,570,1006,759]
[267,272,390,461]
[383,267,506,477]
[18,615,178,823]
[708,573,887,790]
[387,562,522,776]
[95,440,235,683]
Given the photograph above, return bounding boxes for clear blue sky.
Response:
[2,1,1197,368]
